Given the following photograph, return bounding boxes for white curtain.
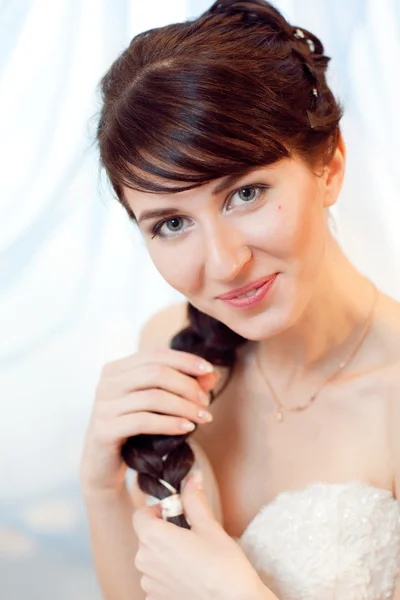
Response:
[1,1,398,598]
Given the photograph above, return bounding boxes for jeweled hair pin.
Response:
[293,27,316,53]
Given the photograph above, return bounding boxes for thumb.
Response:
[181,470,215,529]
[132,503,163,538]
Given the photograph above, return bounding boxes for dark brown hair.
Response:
[96,0,343,528]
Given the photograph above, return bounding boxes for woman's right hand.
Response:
[80,349,218,498]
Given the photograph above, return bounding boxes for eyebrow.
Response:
[136,172,251,225]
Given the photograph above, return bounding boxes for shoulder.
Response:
[138,301,189,350]
[375,292,400,362]
[373,292,400,498]
[386,357,400,500]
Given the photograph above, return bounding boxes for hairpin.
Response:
[294,28,305,39]
[307,39,315,53]
[293,27,316,54]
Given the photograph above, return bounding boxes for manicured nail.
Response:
[181,421,196,432]
[198,410,213,423]
[198,391,210,406]
[191,470,203,489]
[198,361,214,373]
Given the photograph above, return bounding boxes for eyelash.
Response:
[150,184,270,240]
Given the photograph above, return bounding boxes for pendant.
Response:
[276,410,284,423]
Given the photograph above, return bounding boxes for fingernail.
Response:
[191,470,203,489]
[198,410,213,423]
[181,421,196,432]
[198,390,210,406]
[198,361,214,373]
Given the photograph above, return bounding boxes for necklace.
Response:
[255,281,379,423]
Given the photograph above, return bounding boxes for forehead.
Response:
[123,156,307,215]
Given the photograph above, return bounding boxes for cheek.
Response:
[147,243,202,294]
[251,191,325,265]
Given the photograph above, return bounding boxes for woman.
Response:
[80,1,400,598]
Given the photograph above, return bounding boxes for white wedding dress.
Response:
[146,440,400,599]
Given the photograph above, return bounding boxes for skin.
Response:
[125,135,380,394]
[121,135,400,598]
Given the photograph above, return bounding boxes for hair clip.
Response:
[159,493,183,519]
[307,39,316,53]
[294,27,316,53]
[157,478,184,519]
[294,28,305,39]
[307,110,318,129]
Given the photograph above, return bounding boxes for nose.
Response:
[204,222,252,282]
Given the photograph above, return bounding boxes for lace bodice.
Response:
[235,481,400,599]
[146,441,400,599]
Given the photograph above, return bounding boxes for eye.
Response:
[149,184,269,240]
[227,184,269,210]
[151,216,192,239]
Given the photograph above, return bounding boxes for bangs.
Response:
[99,61,291,196]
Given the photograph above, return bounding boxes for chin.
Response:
[218,292,299,341]
[213,305,287,341]
[224,320,280,341]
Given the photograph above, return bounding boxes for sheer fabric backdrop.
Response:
[0,0,398,598]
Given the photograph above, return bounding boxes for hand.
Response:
[80,348,218,498]
[133,471,269,600]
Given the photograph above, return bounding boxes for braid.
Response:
[121,303,247,529]
[122,430,195,528]
[170,302,246,367]
[206,0,292,36]
[206,0,334,131]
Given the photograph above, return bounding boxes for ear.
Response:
[321,131,346,209]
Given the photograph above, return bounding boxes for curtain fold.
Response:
[1,1,398,598]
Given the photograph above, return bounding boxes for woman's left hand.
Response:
[132,471,270,600]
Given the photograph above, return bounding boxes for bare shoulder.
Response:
[387,357,400,500]
[378,293,400,498]
[374,291,400,363]
[138,301,189,350]
[380,290,400,321]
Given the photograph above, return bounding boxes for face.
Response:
[124,150,344,341]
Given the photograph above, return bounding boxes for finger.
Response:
[151,502,162,520]
[132,506,154,538]
[113,389,213,424]
[113,411,199,438]
[197,369,221,393]
[103,348,215,377]
[132,506,168,541]
[116,364,212,407]
[139,574,166,597]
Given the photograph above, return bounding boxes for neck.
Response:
[256,235,377,393]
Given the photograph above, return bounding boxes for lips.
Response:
[216,274,278,300]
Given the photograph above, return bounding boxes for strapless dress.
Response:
[146,440,400,599]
